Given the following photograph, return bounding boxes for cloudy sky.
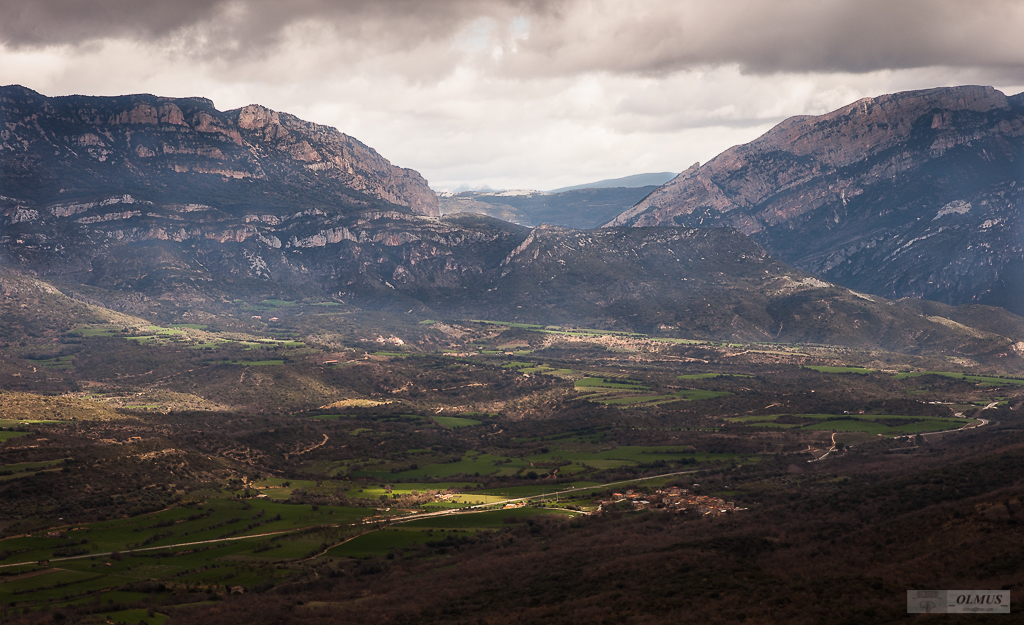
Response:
[2,0,1024,191]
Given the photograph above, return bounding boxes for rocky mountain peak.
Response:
[0,85,438,217]
[605,85,1024,315]
[236,104,281,131]
[757,85,1010,165]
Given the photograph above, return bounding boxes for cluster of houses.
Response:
[598,487,738,516]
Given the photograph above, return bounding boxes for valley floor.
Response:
[2,298,1023,623]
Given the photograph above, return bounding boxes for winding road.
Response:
[0,469,703,571]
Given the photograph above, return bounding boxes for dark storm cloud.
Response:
[0,0,222,45]
[0,0,542,50]
[507,0,1024,76]
[2,0,1023,76]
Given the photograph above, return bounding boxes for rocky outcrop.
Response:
[0,85,438,217]
[606,86,1024,313]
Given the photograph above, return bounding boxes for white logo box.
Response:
[908,590,1010,614]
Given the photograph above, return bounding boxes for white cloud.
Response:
[2,1,1023,191]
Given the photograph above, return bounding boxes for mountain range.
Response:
[0,85,438,218]
[436,173,677,228]
[438,186,661,228]
[5,81,1024,625]
[608,86,1024,314]
[4,84,1024,361]
[548,172,677,193]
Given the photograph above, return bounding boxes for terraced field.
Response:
[894,371,1024,386]
[727,413,977,435]
[432,416,483,428]
[573,377,731,406]
[804,366,873,374]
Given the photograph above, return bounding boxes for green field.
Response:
[326,528,437,557]
[0,499,387,597]
[575,377,649,390]
[433,416,483,428]
[0,431,30,442]
[0,418,68,427]
[0,569,99,594]
[574,377,732,407]
[73,323,303,352]
[0,460,64,481]
[92,609,168,625]
[0,498,375,568]
[800,420,967,434]
[71,327,123,337]
[325,508,572,558]
[345,482,478,500]
[0,460,64,473]
[519,365,574,375]
[727,413,974,436]
[805,366,873,374]
[477,483,601,498]
[519,446,748,471]
[0,494,397,609]
[349,443,736,482]
[26,355,75,370]
[591,388,731,406]
[0,468,63,482]
[399,508,572,529]
[596,395,667,405]
[729,415,784,423]
[895,371,1024,386]
[353,452,528,480]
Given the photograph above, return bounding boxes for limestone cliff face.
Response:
[0,85,438,217]
[607,86,1024,313]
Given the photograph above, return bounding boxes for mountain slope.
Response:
[548,172,676,193]
[0,85,438,217]
[5,86,1024,361]
[459,224,1024,357]
[439,186,662,228]
[4,188,1024,360]
[607,86,1024,313]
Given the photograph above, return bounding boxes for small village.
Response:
[597,486,739,516]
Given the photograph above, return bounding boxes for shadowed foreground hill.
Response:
[157,424,1024,625]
